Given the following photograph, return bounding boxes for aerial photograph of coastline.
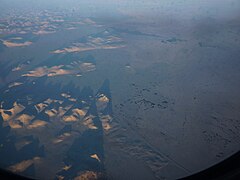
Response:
[0,0,240,179]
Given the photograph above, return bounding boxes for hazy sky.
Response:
[0,0,240,20]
